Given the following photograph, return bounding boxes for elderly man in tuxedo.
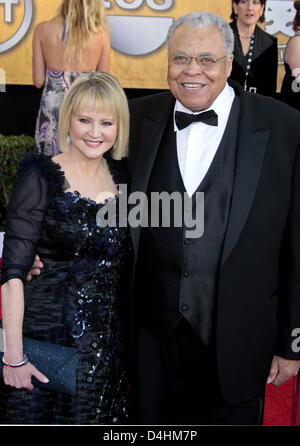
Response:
[128,11,300,425]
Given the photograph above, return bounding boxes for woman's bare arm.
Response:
[32,22,46,88]
[96,29,111,73]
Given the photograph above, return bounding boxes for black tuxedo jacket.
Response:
[127,80,300,404]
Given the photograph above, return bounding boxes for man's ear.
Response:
[226,54,234,78]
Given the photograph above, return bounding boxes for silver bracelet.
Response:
[2,354,29,368]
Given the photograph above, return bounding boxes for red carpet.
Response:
[263,378,294,426]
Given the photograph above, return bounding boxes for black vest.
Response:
[134,97,240,344]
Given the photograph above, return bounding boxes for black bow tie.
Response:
[175,110,218,130]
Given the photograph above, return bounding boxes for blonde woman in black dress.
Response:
[0,72,131,424]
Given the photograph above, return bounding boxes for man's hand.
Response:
[267,355,300,386]
[26,255,44,281]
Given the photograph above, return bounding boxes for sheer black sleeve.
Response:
[1,160,49,285]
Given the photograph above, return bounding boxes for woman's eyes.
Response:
[79,119,113,125]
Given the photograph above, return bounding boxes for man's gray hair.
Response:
[165,11,235,58]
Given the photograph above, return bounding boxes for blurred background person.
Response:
[283,3,300,423]
[33,0,110,156]
[280,1,300,111]
[229,0,278,97]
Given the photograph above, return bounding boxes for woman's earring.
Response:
[67,135,71,145]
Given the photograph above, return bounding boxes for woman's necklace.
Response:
[239,33,252,39]
[243,33,255,92]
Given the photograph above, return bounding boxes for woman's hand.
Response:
[3,362,49,391]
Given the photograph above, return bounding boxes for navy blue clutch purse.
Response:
[0,335,80,396]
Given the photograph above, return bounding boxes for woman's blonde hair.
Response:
[59,72,129,160]
[60,0,107,62]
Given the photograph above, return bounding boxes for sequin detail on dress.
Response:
[0,154,131,425]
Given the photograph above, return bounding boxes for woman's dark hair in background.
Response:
[293,1,300,31]
[230,0,266,23]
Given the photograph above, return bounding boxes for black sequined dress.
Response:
[0,153,131,425]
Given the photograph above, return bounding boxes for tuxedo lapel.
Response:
[221,91,271,266]
[130,93,174,255]
[129,83,272,263]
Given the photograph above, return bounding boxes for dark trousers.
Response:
[132,319,265,425]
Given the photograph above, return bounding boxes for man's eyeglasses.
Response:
[169,54,227,70]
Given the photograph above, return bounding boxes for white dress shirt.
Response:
[174,83,235,197]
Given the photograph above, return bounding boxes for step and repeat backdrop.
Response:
[0,0,297,90]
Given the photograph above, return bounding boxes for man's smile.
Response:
[181,82,206,91]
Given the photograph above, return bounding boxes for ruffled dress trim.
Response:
[17,151,130,203]
[17,153,65,200]
[103,150,131,187]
